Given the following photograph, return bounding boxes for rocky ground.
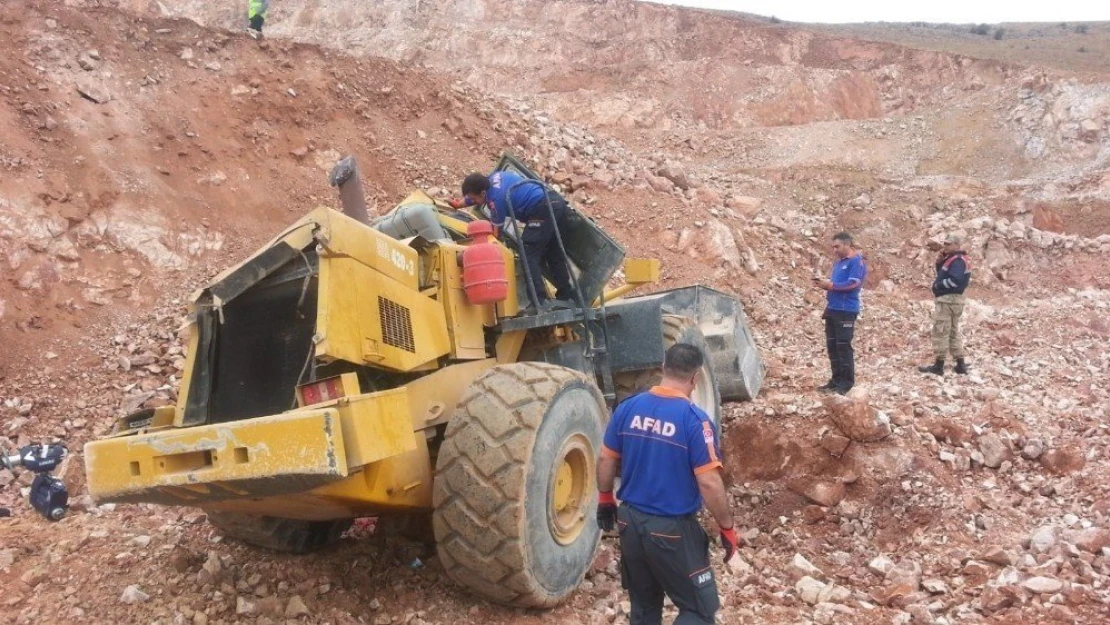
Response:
[2,1,1110,624]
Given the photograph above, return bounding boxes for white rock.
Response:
[1022,576,1063,594]
[120,585,149,604]
[922,578,949,594]
[285,594,310,616]
[789,553,824,580]
[727,554,753,577]
[796,576,827,605]
[1029,525,1058,554]
[814,601,854,624]
[236,596,256,615]
[868,555,895,577]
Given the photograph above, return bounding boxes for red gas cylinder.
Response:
[462,220,508,305]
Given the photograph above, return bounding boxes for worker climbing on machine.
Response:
[453,170,575,310]
[247,0,269,39]
[596,344,738,625]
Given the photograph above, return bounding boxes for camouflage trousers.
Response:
[932,294,967,359]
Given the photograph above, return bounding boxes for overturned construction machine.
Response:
[84,154,763,607]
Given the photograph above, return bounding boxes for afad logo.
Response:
[628,415,676,438]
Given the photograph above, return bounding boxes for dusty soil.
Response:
[3,1,1110,624]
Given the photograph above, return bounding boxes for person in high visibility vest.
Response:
[247,0,269,39]
[919,233,972,375]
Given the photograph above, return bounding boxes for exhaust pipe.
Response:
[328,155,370,225]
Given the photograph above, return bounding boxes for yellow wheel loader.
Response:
[84,154,763,607]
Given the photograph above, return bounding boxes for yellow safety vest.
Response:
[248,0,268,19]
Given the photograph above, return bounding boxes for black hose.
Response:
[505,179,589,312]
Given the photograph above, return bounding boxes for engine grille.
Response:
[378,296,415,353]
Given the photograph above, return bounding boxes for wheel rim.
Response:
[548,434,593,546]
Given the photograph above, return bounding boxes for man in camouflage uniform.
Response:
[919,233,972,375]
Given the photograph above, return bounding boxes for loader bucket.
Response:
[653,286,764,401]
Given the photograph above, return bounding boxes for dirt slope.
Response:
[124,0,1018,131]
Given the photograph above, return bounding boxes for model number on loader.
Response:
[390,249,415,275]
[377,241,416,276]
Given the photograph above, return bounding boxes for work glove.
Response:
[447,197,467,209]
[719,525,740,563]
[597,491,617,532]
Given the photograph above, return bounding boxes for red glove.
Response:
[447,197,467,209]
[597,491,617,531]
[719,525,740,562]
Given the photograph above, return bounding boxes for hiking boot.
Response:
[247,28,262,40]
[918,359,945,376]
[817,381,838,393]
[953,358,970,375]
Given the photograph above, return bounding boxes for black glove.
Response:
[597,491,617,531]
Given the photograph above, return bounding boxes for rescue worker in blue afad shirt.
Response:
[456,170,575,311]
[596,344,739,625]
[813,231,868,395]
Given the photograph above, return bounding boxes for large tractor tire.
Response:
[433,362,607,607]
[205,510,352,554]
[614,314,722,425]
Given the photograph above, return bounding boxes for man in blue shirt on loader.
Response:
[596,344,739,625]
[457,170,575,310]
[813,231,867,394]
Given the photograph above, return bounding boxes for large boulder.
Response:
[655,161,693,190]
[977,432,1011,469]
[725,195,762,219]
[823,387,891,442]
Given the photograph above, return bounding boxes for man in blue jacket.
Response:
[596,343,739,625]
[814,232,867,394]
[919,234,972,375]
[460,170,574,309]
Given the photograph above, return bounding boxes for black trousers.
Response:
[520,194,574,303]
[823,309,858,391]
[249,15,265,32]
[617,504,719,625]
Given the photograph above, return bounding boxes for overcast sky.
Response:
[647,1,1109,24]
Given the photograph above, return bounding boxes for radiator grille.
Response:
[379,296,415,353]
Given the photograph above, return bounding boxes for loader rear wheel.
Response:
[433,362,606,607]
[205,510,352,554]
[614,314,722,425]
